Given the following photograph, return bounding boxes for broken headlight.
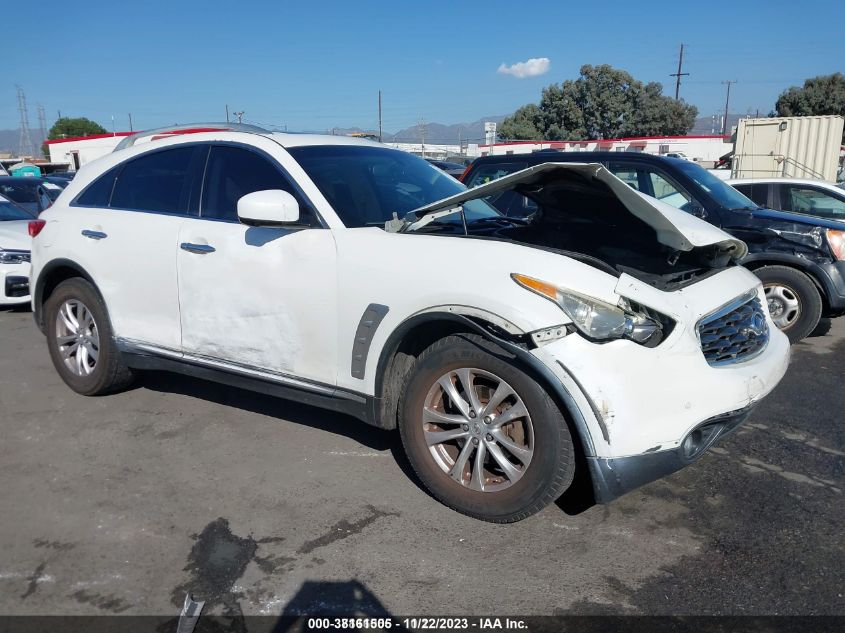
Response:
[512,273,663,345]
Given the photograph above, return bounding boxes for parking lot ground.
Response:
[0,307,842,617]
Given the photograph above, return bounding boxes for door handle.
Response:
[81,229,107,240]
[180,242,216,254]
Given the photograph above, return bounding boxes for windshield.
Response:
[674,161,759,210]
[0,196,34,221]
[0,182,39,214]
[288,145,499,228]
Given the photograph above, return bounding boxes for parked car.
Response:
[425,158,466,178]
[30,130,789,522]
[43,175,74,189]
[0,193,34,306]
[463,152,845,343]
[0,176,63,215]
[727,178,845,222]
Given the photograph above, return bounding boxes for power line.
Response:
[670,44,689,100]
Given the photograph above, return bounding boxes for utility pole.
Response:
[233,111,244,124]
[37,104,47,147]
[378,90,383,142]
[16,85,35,158]
[417,117,427,158]
[128,113,133,132]
[670,44,689,100]
[225,105,229,123]
[721,80,737,134]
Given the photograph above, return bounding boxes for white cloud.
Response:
[497,57,551,79]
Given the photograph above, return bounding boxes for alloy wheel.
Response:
[422,367,534,493]
[55,299,100,376]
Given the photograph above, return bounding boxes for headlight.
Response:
[512,273,663,345]
[0,249,31,264]
[828,229,845,261]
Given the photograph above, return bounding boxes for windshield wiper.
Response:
[400,206,467,233]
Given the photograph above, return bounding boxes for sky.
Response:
[3,0,843,139]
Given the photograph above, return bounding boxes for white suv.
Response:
[30,129,790,522]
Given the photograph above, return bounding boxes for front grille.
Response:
[698,292,769,366]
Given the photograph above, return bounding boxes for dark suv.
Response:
[462,151,845,342]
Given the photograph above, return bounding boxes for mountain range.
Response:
[0,113,745,155]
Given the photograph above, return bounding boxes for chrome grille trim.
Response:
[697,291,769,367]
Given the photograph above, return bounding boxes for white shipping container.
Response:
[732,115,844,182]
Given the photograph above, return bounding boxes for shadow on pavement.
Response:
[138,370,395,452]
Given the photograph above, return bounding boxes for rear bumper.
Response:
[811,260,845,311]
[587,405,754,503]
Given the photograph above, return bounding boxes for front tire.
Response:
[44,278,134,395]
[754,265,822,343]
[399,334,575,523]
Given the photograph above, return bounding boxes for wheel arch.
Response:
[741,254,829,310]
[33,258,100,333]
[372,310,596,463]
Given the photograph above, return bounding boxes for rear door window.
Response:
[111,146,198,214]
[780,184,845,220]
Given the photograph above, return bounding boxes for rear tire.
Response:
[44,278,134,395]
[754,265,822,343]
[398,334,575,523]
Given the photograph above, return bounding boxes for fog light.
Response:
[682,423,724,460]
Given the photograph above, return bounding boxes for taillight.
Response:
[28,220,46,237]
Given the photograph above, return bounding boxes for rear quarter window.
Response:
[75,167,120,207]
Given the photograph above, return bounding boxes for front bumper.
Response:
[527,267,790,502]
[0,262,31,306]
[587,405,753,503]
[810,260,845,311]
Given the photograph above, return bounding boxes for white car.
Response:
[29,129,790,522]
[0,194,33,306]
[727,177,845,222]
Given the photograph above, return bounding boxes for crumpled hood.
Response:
[0,220,32,251]
[413,162,748,260]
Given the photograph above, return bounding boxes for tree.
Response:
[775,73,845,142]
[43,117,109,158]
[498,104,543,140]
[47,117,108,141]
[500,64,698,141]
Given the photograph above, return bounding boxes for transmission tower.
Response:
[16,85,35,157]
[37,104,47,147]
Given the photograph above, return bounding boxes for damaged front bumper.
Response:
[528,266,791,503]
[587,405,754,503]
[813,260,845,311]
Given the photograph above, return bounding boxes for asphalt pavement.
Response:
[0,306,842,617]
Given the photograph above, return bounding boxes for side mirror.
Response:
[237,190,301,226]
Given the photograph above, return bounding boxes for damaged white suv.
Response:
[30,129,790,522]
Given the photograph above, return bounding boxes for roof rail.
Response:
[113,122,269,152]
